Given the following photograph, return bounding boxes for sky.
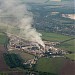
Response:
[22,0,61,3]
[23,0,46,3]
[22,0,74,3]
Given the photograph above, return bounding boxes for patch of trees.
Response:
[36,71,58,75]
[3,53,24,68]
[0,72,8,75]
[3,53,36,70]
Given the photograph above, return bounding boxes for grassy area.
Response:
[40,31,75,52]
[19,52,34,61]
[0,32,8,45]
[0,72,8,75]
[41,32,73,41]
[65,54,75,60]
[35,57,65,75]
[9,50,34,61]
[56,39,75,52]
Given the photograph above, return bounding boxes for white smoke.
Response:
[0,0,45,47]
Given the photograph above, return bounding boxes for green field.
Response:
[0,72,8,75]
[35,57,65,75]
[9,50,34,61]
[0,32,8,45]
[56,39,75,52]
[65,54,75,60]
[19,52,34,61]
[41,32,73,41]
[40,31,75,52]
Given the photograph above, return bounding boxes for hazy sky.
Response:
[23,0,46,3]
[23,0,62,3]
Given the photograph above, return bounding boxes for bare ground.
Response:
[0,45,10,72]
[60,59,75,75]
[0,45,31,75]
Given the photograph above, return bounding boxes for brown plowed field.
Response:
[60,59,75,75]
[0,45,10,72]
[0,45,27,75]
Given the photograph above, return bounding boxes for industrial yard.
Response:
[7,33,68,67]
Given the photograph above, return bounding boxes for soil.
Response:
[60,59,75,75]
[0,45,29,75]
[0,45,10,72]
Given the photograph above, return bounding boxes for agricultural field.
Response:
[0,45,10,71]
[57,39,75,52]
[40,31,75,52]
[65,54,75,60]
[0,32,8,45]
[9,50,34,61]
[35,57,65,75]
[41,32,72,41]
[0,32,9,72]
[60,59,75,75]
[0,72,8,75]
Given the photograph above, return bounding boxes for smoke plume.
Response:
[0,0,45,47]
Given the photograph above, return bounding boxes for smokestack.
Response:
[0,0,45,48]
